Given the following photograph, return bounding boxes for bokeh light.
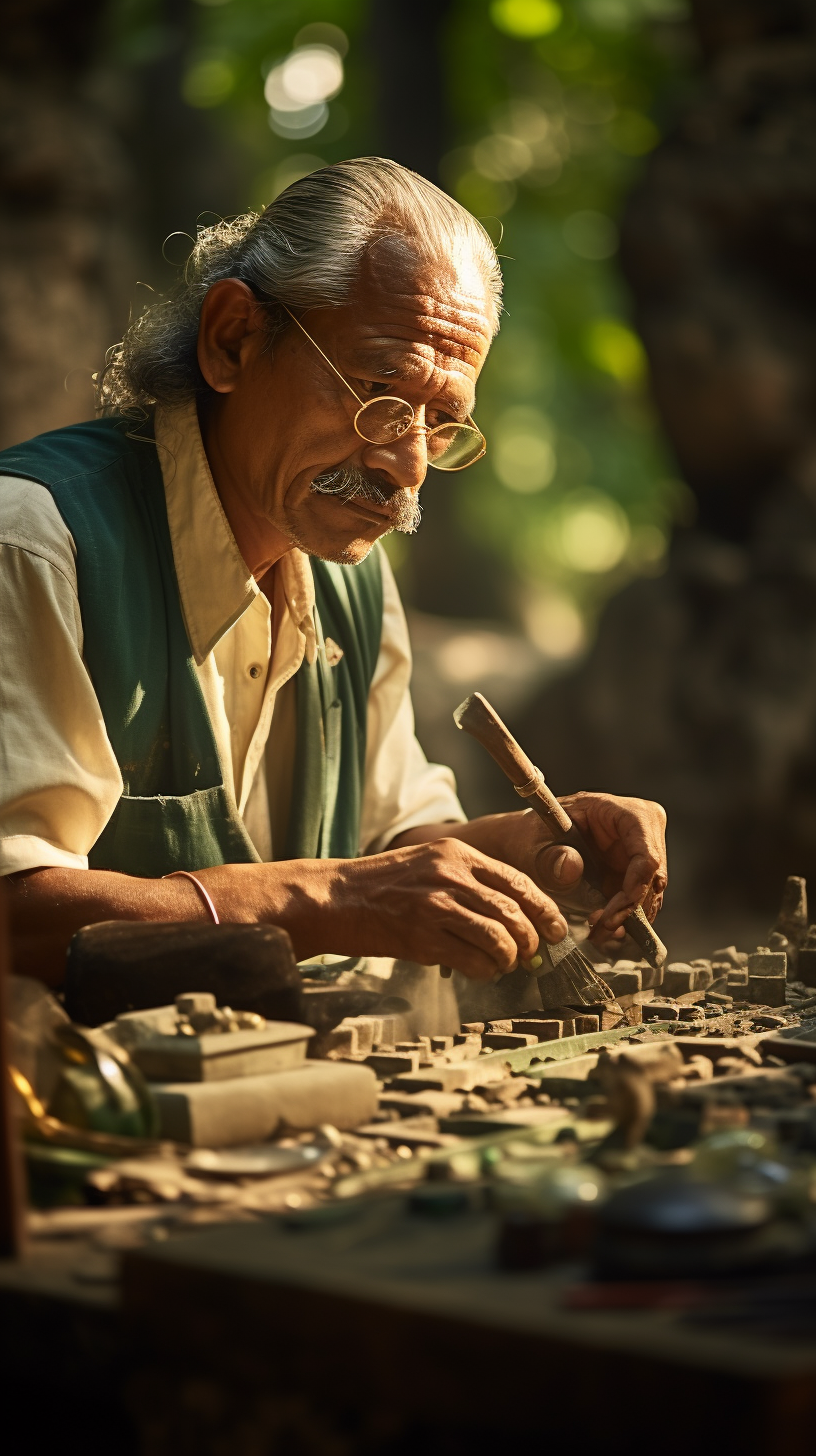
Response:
[495,406,556,493]
[182,54,236,108]
[585,318,646,384]
[264,40,345,140]
[554,491,631,573]
[562,210,619,260]
[490,0,563,39]
[523,591,585,658]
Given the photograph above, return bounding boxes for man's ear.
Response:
[197,279,265,393]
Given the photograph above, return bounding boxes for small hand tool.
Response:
[453,692,667,972]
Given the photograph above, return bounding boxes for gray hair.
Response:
[98,157,503,415]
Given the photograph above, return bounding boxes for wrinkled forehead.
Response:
[340,235,496,378]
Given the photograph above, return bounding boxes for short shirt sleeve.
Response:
[0,476,123,875]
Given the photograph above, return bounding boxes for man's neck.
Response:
[197,398,292,581]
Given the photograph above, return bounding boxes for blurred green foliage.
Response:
[106,0,695,657]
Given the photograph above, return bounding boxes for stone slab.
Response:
[151,1061,378,1146]
[481,1032,539,1050]
[119,1018,314,1084]
[364,1051,420,1076]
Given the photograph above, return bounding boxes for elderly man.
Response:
[0,158,666,986]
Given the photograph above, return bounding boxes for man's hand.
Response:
[554,792,667,930]
[332,839,568,981]
[390,793,667,944]
[199,839,569,982]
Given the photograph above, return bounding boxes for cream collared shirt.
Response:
[0,402,465,875]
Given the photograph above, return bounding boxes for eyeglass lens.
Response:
[354,397,414,444]
[427,424,485,470]
[354,398,484,469]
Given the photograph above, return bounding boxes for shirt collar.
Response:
[155,401,316,665]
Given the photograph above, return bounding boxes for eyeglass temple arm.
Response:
[280,304,365,409]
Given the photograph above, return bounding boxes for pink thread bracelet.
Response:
[163,870,220,924]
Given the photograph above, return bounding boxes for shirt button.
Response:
[248,664,263,680]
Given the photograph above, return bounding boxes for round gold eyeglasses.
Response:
[283,305,487,472]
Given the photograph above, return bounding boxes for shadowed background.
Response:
[2,0,814,954]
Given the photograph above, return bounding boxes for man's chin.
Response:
[284,496,391,564]
[314,536,379,566]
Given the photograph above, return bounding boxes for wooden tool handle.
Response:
[454,694,572,837]
[625,904,668,968]
[454,693,669,971]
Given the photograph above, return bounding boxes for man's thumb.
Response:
[534,843,584,894]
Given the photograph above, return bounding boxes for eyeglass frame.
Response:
[281,304,487,472]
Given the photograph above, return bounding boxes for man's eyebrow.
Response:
[344,349,415,379]
[344,350,477,416]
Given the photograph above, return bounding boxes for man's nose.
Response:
[361,423,428,492]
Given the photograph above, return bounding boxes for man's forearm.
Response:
[7,867,215,985]
[6,862,341,986]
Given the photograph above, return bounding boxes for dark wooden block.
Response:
[64,921,302,1027]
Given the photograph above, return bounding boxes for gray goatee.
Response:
[311,465,421,535]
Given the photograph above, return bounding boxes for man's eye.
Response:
[356,379,390,398]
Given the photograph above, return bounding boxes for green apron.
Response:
[0,416,383,876]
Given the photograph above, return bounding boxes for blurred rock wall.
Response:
[0,0,137,448]
[517,0,816,941]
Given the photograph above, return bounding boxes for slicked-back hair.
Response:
[98,157,502,416]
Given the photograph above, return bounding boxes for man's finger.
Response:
[621,851,665,908]
[470,858,568,944]
[435,907,524,978]
[457,885,542,963]
[431,928,511,982]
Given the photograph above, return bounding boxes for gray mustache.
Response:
[310,465,421,535]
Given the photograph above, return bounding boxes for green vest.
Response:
[0,416,383,876]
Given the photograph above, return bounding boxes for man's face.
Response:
[201,239,495,567]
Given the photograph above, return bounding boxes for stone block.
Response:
[573,1015,600,1035]
[364,1050,420,1076]
[642,1002,679,1022]
[661,964,695,997]
[639,961,665,990]
[390,1060,506,1093]
[748,948,787,977]
[604,968,642,996]
[343,1017,384,1054]
[798,936,816,987]
[446,1036,482,1062]
[151,1061,378,1146]
[378,1090,464,1119]
[712,946,748,969]
[510,1019,562,1040]
[580,1001,627,1030]
[430,1035,454,1054]
[690,961,714,990]
[175,993,216,1017]
[747,975,787,1007]
[119,1014,314,1083]
[482,1032,539,1050]
[320,1023,359,1059]
[678,1005,705,1021]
